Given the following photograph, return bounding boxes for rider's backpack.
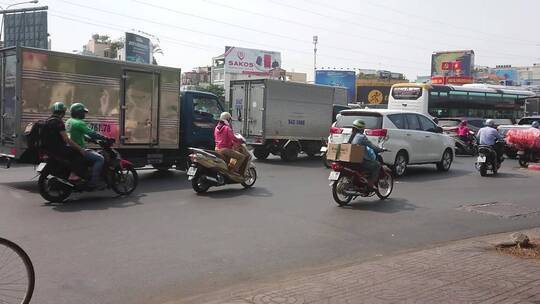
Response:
[24,120,46,149]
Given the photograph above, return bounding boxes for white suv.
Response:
[329,109,454,177]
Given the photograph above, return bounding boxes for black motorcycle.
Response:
[37,138,138,203]
[452,133,478,156]
[475,140,504,176]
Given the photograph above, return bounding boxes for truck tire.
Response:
[280,144,299,162]
[253,148,270,160]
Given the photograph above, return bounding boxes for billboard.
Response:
[3,11,48,49]
[431,50,475,79]
[224,46,281,76]
[494,68,519,83]
[315,70,356,103]
[125,32,151,64]
[356,85,392,104]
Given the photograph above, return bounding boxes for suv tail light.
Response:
[365,128,388,137]
[330,127,343,134]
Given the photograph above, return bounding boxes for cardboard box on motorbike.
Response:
[326,144,364,163]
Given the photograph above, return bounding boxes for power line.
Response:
[363,0,539,45]
[266,0,538,60]
[51,0,426,71]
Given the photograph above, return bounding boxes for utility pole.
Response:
[313,35,318,82]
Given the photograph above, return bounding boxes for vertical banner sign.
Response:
[315,70,356,103]
[125,32,151,64]
[3,11,48,49]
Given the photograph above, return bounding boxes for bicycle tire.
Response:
[0,238,35,304]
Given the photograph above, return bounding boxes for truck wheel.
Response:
[280,144,299,162]
[253,148,270,160]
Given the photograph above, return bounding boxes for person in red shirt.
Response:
[457,120,471,142]
[214,112,247,174]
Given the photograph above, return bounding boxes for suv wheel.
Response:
[436,149,453,172]
[393,151,408,177]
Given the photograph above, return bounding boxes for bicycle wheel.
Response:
[0,238,35,304]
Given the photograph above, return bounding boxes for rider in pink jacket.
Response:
[214,112,246,174]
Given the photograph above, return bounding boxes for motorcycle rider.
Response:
[42,102,87,180]
[348,119,385,189]
[214,112,247,175]
[457,120,471,142]
[66,103,108,188]
[476,119,504,163]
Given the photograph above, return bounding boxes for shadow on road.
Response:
[45,193,146,212]
[196,186,273,199]
[255,156,324,168]
[0,180,39,193]
[135,170,192,193]
[398,167,470,182]
[343,198,417,213]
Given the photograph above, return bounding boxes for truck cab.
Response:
[180,90,224,151]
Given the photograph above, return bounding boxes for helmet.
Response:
[70,102,89,114]
[532,121,540,128]
[485,119,495,127]
[460,120,467,125]
[51,102,66,114]
[352,119,366,130]
[219,112,232,121]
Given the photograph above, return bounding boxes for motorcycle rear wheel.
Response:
[38,173,72,203]
[518,156,529,168]
[192,175,210,193]
[331,176,353,206]
[479,163,488,176]
[111,166,138,195]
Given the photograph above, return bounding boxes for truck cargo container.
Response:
[229,79,347,161]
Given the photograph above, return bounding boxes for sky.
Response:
[5,0,540,80]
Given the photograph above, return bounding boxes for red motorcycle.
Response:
[328,153,394,206]
[37,138,138,203]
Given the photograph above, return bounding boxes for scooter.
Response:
[328,151,394,206]
[187,138,257,193]
[37,138,138,203]
[517,146,540,168]
[452,132,478,156]
[475,140,504,176]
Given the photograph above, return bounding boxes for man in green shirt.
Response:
[66,103,107,188]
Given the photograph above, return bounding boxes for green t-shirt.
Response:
[66,118,93,148]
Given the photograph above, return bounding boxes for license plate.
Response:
[477,156,486,163]
[36,162,46,172]
[517,151,525,155]
[187,166,197,176]
[328,171,340,181]
[320,147,327,153]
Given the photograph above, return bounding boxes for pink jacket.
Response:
[214,120,241,149]
[457,125,470,136]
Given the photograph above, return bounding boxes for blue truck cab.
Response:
[180,90,224,152]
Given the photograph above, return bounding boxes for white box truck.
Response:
[229,79,347,161]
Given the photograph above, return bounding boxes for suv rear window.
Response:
[437,119,460,127]
[336,113,383,129]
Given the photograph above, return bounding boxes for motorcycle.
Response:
[187,139,257,193]
[451,132,478,156]
[328,152,394,206]
[475,140,504,176]
[37,138,138,203]
[517,146,540,168]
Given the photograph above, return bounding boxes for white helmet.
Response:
[485,119,495,127]
[219,112,232,121]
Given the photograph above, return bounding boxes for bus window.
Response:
[391,87,423,100]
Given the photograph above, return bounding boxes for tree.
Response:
[194,84,225,99]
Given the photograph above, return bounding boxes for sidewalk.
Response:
[178,228,540,304]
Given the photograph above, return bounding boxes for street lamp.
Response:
[0,0,40,42]
[313,35,318,83]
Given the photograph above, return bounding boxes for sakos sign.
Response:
[224,46,281,76]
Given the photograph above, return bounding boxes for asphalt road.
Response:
[0,155,539,304]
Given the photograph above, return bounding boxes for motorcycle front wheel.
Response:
[111,166,138,195]
[331,176,353,206]
[38,173,72,203]
[241,167,257,188]
[376,171,394,200]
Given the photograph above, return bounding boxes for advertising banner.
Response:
[4,11,48,49]
[431,50,475,78]
[356,85,392,104]
[125,32,151,64]
[315,70,356,103]
[224,46,281,76]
